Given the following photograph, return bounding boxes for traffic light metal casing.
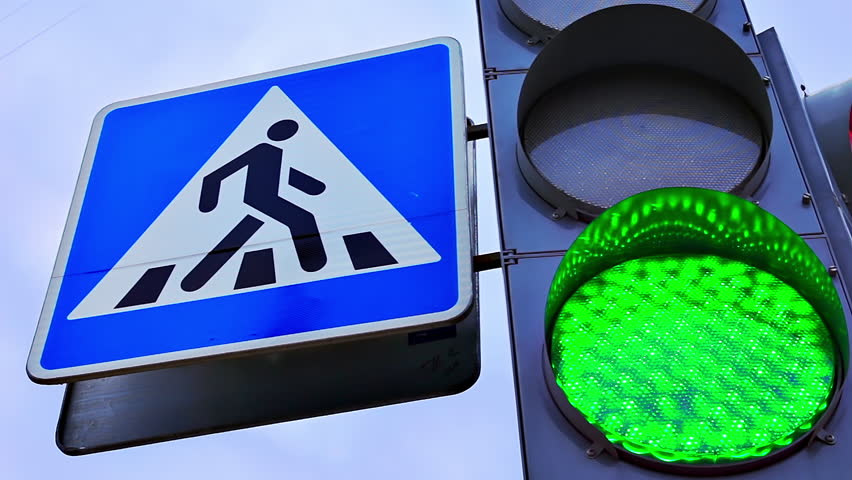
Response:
[476,0,852,477]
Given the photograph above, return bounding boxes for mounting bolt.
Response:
[526,36,541,46]
[829,266,839,277]
[825,434,837,445]
[802,193,812,205]
[585,448,597,458]
[742,21,752,33]
[763,76,771,86]
[752,200,760,206]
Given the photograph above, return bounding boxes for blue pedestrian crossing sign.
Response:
[27,38,473,384]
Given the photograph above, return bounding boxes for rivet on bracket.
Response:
[816,430,837,445]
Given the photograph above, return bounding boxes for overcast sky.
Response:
[2,1,850,479]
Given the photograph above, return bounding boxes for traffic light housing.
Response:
[477,0,852,477]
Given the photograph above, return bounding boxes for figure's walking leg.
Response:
[181,215,264,292]
[251,197,327,272]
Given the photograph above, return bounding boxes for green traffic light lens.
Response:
[551,254,836,463]
[545,188,845,467]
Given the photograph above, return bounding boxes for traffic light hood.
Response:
[498,0,718,42]
[516,5,774,219]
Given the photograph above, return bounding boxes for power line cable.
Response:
[0,4,84,64]
[0,0,37,25]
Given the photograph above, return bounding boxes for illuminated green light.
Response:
[544,188,846,467]
[551,254,836,463]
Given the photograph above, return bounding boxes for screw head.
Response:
[585,448,597,458]
[825,434,837,444]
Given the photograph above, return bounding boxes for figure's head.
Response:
[267,119,299,141]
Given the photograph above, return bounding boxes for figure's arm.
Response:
[288,168,326,196]
[199,150,252,212]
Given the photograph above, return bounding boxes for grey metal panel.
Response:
[488,73,594,254]
[505,242,849,479]
[750,56,823,235]
[759,28,852,368]
[705,0,759,55]
[477,0,759,72]
[487,61,821,254]
[476,0,540,72]
[57,299,480,455]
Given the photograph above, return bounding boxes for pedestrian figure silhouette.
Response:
[180,119,327,293]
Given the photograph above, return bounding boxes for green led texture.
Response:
[544,189,848,361]
[551,254,836,463]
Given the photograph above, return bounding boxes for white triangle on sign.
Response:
[68,86,441,320]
